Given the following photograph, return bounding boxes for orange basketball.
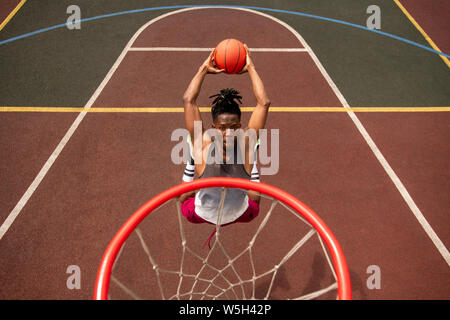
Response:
[213,39,247,74]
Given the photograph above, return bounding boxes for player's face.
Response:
[213,113,241,147]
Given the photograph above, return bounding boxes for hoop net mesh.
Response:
[94,178,351,300]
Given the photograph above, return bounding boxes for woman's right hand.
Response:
[201,50,225,74]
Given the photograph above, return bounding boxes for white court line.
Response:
[2,7,449,268]
[129,47,308,52]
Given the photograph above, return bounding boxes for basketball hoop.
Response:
[94,177,351,300]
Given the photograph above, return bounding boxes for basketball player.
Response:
[180,45,271,227]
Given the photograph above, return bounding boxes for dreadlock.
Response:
[209,88,242,121]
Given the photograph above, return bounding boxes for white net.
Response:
[107,187,341,300]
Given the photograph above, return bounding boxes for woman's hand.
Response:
[200,50,225,74]
[238,44,255,74]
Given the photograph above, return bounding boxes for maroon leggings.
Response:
[181,196,259,226]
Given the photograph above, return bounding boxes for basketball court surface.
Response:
[0,1,449,301]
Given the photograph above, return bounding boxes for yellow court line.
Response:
[394,0,450,68]
[0,0,27,32]
[0,107,85,112]
[1,106,450,113]
[348,107,450,112]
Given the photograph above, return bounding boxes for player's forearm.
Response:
[183,65,208,103]
[248,65,271,108]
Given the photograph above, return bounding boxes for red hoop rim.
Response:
[93,177,352,300]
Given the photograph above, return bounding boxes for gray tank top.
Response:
[195,142,250,225]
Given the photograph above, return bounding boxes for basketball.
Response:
[213,39,247,74]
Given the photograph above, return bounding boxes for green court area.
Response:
[0,0,449,109]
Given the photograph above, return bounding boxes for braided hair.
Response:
[209,88,242,121]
